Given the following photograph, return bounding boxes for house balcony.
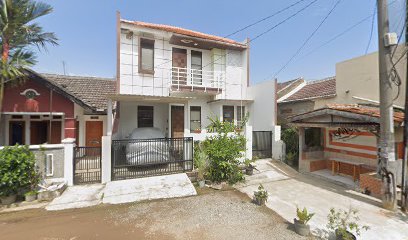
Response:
[170,67,225,95]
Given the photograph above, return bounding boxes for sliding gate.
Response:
[111,137,193,181]
[252,131,272,158]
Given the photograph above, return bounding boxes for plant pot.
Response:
[0,194,17,205]
[294,219,310,236]
[335,229,356,240]
[193,130,202,134]
[255,198,266,206]
[198,180,205,188]
[246,167,254,176]
[25,194,37,202]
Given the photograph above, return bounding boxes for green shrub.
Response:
[0,145,39,196]
[202,117,246,184]
[296,206,315,224]
[254,184,269,202]
[194,142,208,180]
[327,207,369,239]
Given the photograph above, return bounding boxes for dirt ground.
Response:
[0,188,312,240]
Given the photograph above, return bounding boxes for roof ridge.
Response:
[306,76,335,85]
[39,73,115,81]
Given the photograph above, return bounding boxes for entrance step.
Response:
[102,173,197,205]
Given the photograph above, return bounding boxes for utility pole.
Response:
[401,0,408,212]
[377,0,397,210]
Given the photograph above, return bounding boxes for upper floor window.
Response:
[223,105,234,123]
[139,38,155,74]
[138,106,154,128]
[191,51,202,85]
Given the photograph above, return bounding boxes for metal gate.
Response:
[73,147,102,185]
[111,137,193,181]
[252,131,272,158]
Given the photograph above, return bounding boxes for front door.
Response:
[85,121,103,147]
[9,121,25,145]
[172,48,187,85]
[171,106,184,138]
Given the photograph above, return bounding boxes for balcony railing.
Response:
[171,67,225,92]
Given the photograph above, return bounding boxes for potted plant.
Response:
[327,207,369,240]
[244,158,256,176]
[0,145,38,205]
[294,206,315,236]
[24,190,38,202]
[193,128,202,134]
[253,184,268,206]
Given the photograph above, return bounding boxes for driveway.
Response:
[236,159,408,240]
[0,190,310,240]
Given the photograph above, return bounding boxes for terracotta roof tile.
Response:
[326,104,404,123]
[39,73,116,111]
[283,77,336,102]
[121,20,247,48]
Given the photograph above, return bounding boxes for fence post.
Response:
[62,138,75,186]
[246,126,253,160]
[101,135,112,183]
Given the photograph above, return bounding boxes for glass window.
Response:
[190,106,201,132]
[139,38,154,74]
[237,106,246,128]
[138,106,153,128]
[191,51,202,85]
[223,106,234,123]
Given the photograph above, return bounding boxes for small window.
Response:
[138,106,154,128]
[191,51,202,85]
[305,128,323,151]
[139,38,155,74]
[46,154,54,176]
[223,106,234,123]
[190,106,201,132]
[237,106,246,128]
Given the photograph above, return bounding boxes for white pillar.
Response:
[298,127,308,172]
[62,138,75,186]
[101,135,112,183]
[245,125,253,160]
[107,99,113,136]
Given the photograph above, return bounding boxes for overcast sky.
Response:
[32,0,405,84]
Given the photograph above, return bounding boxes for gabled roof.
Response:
[281,77,336,103]
[29,72,115,112]
[121,19,247,49]
[277,78,303,92]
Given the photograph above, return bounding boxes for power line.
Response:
[199,0,320,71]
[365,2,377,54]
[225,0,310,38]
[269,0,343,80]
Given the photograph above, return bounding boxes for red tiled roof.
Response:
[121,20,247,48]
[326,104,404,123]
[283,77,336,102]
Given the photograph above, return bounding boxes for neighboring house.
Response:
[0,71,115,147]
[101,14,279,182]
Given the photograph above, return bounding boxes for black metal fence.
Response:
[73,147,102,185]
[111,137,193,181]
[252,131,272,158]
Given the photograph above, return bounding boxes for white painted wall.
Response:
[119,22,249,100]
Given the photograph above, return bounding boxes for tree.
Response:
[0,0,58,113]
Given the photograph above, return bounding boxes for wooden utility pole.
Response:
[402,0,408,211]
[377,0,397,210]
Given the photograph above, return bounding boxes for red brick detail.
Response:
[310,160,327,172]
[360,172,382,198]
[324,147,377,160]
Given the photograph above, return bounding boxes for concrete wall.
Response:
[30,145,65,179]
[247,80,277,130]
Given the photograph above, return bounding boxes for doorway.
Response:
[171,106,184,138]
[9,121,25,145]
[85,121,103,147]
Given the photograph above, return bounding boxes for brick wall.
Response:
[360,172,382,198]
[309,159,327,172]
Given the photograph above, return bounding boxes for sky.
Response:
[32,0,406,84]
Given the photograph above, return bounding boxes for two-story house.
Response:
[102,13,280,182]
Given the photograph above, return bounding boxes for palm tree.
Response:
[0,0,58,113]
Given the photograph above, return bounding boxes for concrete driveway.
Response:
[236,159,408,240]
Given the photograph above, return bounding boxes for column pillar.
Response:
[101,135,112,183]
[62,138,75,186]
[107,99,113,136]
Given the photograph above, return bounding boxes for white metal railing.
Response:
[171,67,225,92]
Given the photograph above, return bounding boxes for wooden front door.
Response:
[30,121,48,145]
[171,106,184,138]
[172,48,187,85]
[85,121,103,147]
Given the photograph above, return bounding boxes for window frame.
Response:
[138,38,155,75]
[222,105,235,123]
[137,106,154,128]
[190,106,202,132]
